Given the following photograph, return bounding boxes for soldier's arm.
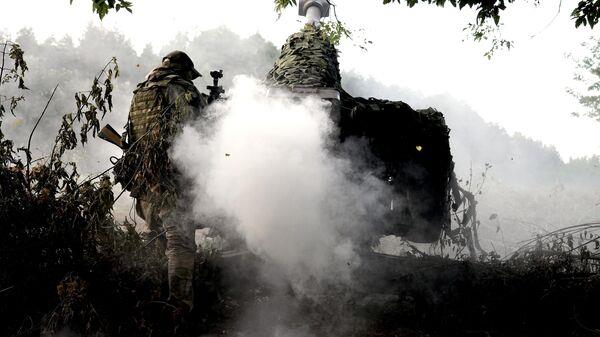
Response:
[166,82,208,122]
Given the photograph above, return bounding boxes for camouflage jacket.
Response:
[115,68,207,203]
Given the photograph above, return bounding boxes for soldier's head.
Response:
[161,50,201,81]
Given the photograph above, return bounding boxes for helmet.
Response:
[162,50,202,80]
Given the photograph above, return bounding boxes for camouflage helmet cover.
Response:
[162,50,202,79]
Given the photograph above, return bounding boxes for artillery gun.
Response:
[266,0,454,244]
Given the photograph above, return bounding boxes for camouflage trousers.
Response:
[136,196,196,310]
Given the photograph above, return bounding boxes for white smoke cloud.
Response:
[172,76,392,292]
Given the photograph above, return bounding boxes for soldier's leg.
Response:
[136,198,167,249]
[160,208,196,310]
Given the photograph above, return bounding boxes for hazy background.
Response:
[1,24,599,253]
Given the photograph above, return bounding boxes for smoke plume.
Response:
[172,76,391,291]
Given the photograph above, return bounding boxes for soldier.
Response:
[119,50,207,312]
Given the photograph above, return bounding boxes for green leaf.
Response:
[89,0,133,19]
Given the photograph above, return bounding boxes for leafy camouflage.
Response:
[115,69,205,208]
[266,24,341,89]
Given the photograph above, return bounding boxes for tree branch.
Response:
[26,84,59,188]
[0,42,8,91]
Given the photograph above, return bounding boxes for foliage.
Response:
[569,37,600,122]
[275,0,297,14]
[271,0,600,57]
[572,0,600,28]
[514,222,600,268]
[275,0,600,31]
[0,42,28,119]
[320,20,352,46]
[72,57,119,148]
[70,0,600,33]
[68,0,600,45]
[381,0,513,26]
[70,0,133,20]
[464,22,513,59]
[0,42,167,337]
[437,164,492,260]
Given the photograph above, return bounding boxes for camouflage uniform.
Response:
[125,51,207,310]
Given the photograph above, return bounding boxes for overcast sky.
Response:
[1,0,599,160]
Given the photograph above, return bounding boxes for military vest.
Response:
[117,74,200,201]
[129,75,188,142]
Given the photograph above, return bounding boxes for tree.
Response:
[569,37,600,122]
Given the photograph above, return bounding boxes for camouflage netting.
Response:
[265,24,341,89]
[338,97,453,242]
[266,24,453,243]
